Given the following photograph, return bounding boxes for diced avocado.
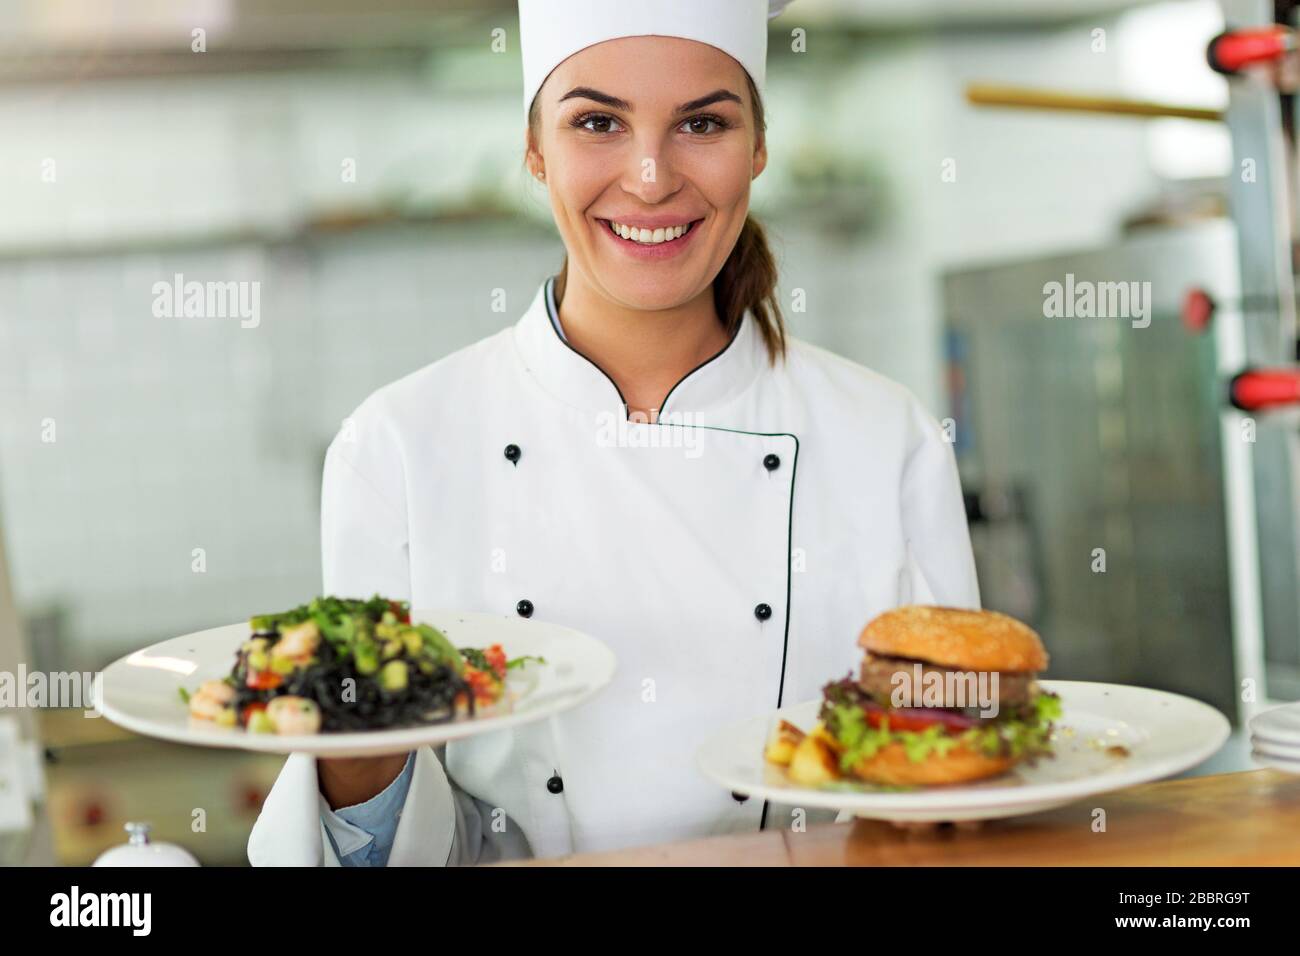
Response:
[247,650,269,671]
[380,660,409,692]
[417,625,463,675]
[248,710,275,734]
[270,655,297,675]
[382,640,402,660]
[216,707,237,727]
[318,613,355,644]
[381,610,397,625]
[355,644,380,676]
[401,630,423,656]
[418,660,434,674]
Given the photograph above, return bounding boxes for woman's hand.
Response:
[317,752,411,810]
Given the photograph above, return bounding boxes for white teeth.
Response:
[607,221,692,244]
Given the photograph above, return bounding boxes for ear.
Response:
[752,130,768,181]
[523,127,543,179]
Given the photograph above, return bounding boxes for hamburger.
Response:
[812,605,1060,786]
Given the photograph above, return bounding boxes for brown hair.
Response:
[527,72,785,363]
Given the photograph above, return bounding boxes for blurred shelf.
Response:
[38,709,136,749]
[41,731,285,866]
[0,204,555,262]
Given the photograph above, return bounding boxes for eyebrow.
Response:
[558,87,743,115]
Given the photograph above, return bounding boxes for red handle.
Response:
[1208,27,1295,74]
[1182,288,1215,333]
[1230,368,1300,411]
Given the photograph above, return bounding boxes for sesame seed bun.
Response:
[814,724,1016,786]
[858,605,1048,673]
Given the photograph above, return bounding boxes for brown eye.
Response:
[573,112,623,134]
[681,115,728,135]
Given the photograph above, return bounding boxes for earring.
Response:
[536,170,546,181]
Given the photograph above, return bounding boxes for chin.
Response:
[593,266,709,312]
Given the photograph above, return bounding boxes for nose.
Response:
[622,133,681,204]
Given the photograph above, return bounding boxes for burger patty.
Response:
[858,652,1037,709]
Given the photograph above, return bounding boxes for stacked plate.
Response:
[1248,703,1300,774]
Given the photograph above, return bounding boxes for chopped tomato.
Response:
[246,670,283,690]
[463,665,502,705]
[483,644,507,680]
[389,601,411,624]
[241,701,267,724]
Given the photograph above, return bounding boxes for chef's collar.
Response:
[514,276,766,421]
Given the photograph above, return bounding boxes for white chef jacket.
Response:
[247,276,980,866]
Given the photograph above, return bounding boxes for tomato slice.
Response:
[861,701,978,734]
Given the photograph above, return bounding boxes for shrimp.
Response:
[272,621,320,661]
[188,679,235,721]
[266,696,322,735]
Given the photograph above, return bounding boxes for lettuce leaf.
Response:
[822,683,1062,768]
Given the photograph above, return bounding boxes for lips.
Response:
[595,217,707,260]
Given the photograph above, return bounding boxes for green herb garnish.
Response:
[506,655,546,670]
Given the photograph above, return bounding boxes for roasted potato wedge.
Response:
[786,726,842,787]
[763,719,807,766]
[812,722,844,752]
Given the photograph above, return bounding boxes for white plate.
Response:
[695,681,1229,822]
[1248,703,1300,745]
[1250,748,1300,774]
[99,609,616,757]
[1250,735,1300,759]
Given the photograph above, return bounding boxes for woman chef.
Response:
[248,0,979,866]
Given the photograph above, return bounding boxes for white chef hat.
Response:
[518,0,795,121]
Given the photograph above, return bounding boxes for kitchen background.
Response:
[0,0,1282,864]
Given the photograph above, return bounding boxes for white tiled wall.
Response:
[1,226,563,668]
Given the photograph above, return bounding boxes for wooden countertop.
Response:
[517,769,1300,866]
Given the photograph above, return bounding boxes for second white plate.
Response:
[695,680,1229,822]
[100,609,617,758]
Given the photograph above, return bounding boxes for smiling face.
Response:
[526,35,767,313]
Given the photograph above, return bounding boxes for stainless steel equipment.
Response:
[944,221,1245,718]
